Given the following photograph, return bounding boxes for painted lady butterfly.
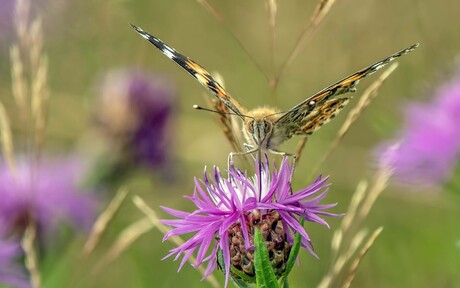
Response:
[131,24,418,159]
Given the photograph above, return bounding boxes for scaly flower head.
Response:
[161,157,339,286]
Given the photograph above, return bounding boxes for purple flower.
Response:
[161,157,339,286]
[0,156,96,237]
[0,226,30,288]
[377,70,460,187]
[95,69,175,169]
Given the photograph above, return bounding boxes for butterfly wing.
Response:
[274,43,419,137]
[210,96,246,152]
[294,98,349,135]
[205,72,246,153]
[131,24,246,117]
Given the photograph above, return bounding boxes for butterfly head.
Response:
[242,107,281,147]
[245,118,274,145]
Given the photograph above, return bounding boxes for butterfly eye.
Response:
[263,120,273,133]
[246,120,255,133]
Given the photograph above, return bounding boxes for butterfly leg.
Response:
[268,148,298,172]
[267,148,294,157]
[228,148,258,170]
[244,143,255,150]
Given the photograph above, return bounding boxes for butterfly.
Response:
[131,24,418,159]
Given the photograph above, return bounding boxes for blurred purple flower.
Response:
[0,0,14,34]
[0,226,30,288]
[95,69,175,169]
[0,156,96,237]
[161,157,339,286]
[377,71,460,187]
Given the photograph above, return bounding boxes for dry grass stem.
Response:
[341,227,383,288]
[22,223,41,288]
[26,15,48,158]
[330,230,342,257]
[132,195,173,238]
[31,55,49,154]
[319,159,392,287]
[29,18,44,74]
[339,180,368,237]
[196,0,269,82]
[265,0,277,80]
[133,195,220,288]
[10,45,28,121]
[309,63,399,177]
[331,180,368,260]
[359,165,392,220]
[0,101,16,175]
[318,229,367,288]
[196,0,224,23]
[14,0,30,48]
[294,137,308,162]
[82,187,129,256]
[94,217,154,271]
[276,0,337,84]
[11,0,50,159]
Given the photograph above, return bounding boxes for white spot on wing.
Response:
[163,48,175,59]
[163,45,175,53]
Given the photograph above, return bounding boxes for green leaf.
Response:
[282,278,290,288]
[279,218,304,287]
[283,218,304,277]
[254,228,280,288]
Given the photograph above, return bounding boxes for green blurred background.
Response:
[1,0,460,287]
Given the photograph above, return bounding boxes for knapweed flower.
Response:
[95,69,175,169]
[377,68,460,187]
[161,157,339,286]
[0,156,95,238]
[0,226,30,288]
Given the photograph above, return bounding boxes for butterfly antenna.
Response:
[193,105,254,120]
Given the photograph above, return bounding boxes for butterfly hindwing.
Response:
[275,43,419,137]
[295,98,349,135]
[131,24,245,117]
[206,72,247,153]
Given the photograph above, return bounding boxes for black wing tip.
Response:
[410,43,420,49]
[130,23,145,35]
[406,43,420,52]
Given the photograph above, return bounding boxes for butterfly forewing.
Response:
[275,43,419,138]
[131,24,246,117]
